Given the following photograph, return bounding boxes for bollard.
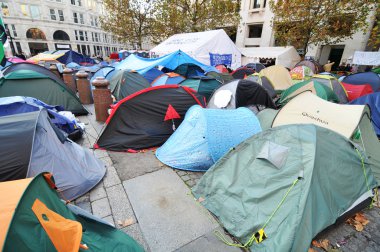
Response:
[49,64,61,78]
[62,68,77,93]
[75,71,93,104]
[92,77,113,122]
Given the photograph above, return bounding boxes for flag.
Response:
[0,16,7,66]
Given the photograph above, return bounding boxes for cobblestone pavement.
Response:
[74,105,380,252]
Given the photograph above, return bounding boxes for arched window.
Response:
[53,30,70,41]
[26,28,46,40]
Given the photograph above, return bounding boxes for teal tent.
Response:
[109,69,150,100]
[179,77,222,101]
[193,124,377,252]
[0,69,87,115]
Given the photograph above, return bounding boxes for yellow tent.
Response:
[27,53,64,63]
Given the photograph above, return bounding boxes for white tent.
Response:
[150,29,241,69]
[239,46,301,68]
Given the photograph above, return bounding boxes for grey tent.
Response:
[0,109,105,201]
[247,74,277,98]
[207,79,276,110]
[193,124,377,252]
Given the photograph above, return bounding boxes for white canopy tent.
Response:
[150,29,241,69]
[239,46,301,68]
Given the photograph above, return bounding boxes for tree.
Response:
[367,4,380,51]
[270,0,377,54]
[100,0,157,49]
[151,0,241,43]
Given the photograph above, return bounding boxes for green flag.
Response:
[0,16,7,66]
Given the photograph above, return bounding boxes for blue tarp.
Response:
[350,92,380,136]
[116,50,218,74]
[143,68,164,83]
[0,96,81,135]
[343,72,380,92]
[156,105,262,171]
[57,50,96,65]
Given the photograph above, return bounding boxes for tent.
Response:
[310,74,348,103]
[27,52,64,63]
[143,68,164,83]
[272,91,380,180]
[341,82,373,102]
[279,80,339,106]
[215,64,230,73]
[259,65,294,92]
[289,66,314,81]
[206,71,235,85]
[350,92,380,137]
[0,173,143,251]
[295,59,323,73]
[343,72,380,92]
[230,67,255,79]
[3,62,63,85]
[95,85,206,151]
[173,63,205,77]
[56,50,96,65]
[0,96,83,140]
[193,124,377,252]
[207,80,276,110]
[156,105,262,171]
[179,76,222,101]
[0,109,105,200]
[245,62,266,72]
[150,29,241,69]
[90,66,116,84]
[246,74,277,99]
[0,69,88,115]
[117,50,217,74]
[109,69,150,101]
[151,73,186,87]
[7,56,27,64]
[239,46,301,69]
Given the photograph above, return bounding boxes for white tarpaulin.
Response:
[353,51,380,66]
[239,46,301,68]
[150,29,241,69]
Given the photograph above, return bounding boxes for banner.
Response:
[209,53,232,67]
[0,16,7,66]
[352,51,380,66]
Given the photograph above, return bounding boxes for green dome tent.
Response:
[0,69,87,115]
[179,76,222,101]
[193,124,377,252]
[279,80,339,106]
[310,74,348,103]
[109,69,150,100]
[0,173,143,251]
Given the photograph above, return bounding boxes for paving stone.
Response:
[75,193,90,204]
[103,165,121,188]
[176,227,241,252]
[176,170,187,176]
[75,201,92,214]
[181,175,191,182]
[123,168,218,252]
[185,180,196,188]
[122,224,150,252]
[110,151,162,181]
[93,149,109,159]
[100,156,113,167]
[106,184,136,226]
[91,198,111,218]
[89,182,107,202]
[102,215,115,227]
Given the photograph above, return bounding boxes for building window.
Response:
[21,4,29,17]
[58,10,64,21]
[90,16,94,26]
[73,12,78,23]
[91,32,94,42]
[53,30,70,40]
[84,31,88,41]
[11,24,17,37]
[0,2,9,16]
[77,44,80,52]
[74,30,78,40]
[16,42,22,54]
[94,33,98,42]
[26,28,46,40]
[94,17,98,27]
[50,9,56,20]
[71,0,75,5]
[79,30,84,41]
[251,0,266,9]
[78,0,82,6]
[30,5,40,19]
[79,13,84,24]
[248,24,263,38]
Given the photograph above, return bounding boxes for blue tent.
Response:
[350,92,380,137]
[143,68,164,83]
[116,50,217,74]
[90,66,116,84]
[343,72,380,92]
[66,62,81,70]
[0,96,83,139]
[57,50,96,65]
[156,105,262,171]
[151,73,185,87]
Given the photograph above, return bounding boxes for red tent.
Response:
[341,82,373,102]
[215,64,229,73]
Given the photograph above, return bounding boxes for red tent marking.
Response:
[164,104,181,121]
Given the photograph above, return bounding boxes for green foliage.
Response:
[367,4,380,50]
[100,0,240,49]
[270,0,377,53]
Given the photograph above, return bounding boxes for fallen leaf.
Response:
[197,197,205,203]
[312,239,330,251]
[354,223,364,232]
[117,218,135,227]
[346,212,369,232]
[354,213,369,225]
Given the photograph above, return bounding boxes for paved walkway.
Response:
[76,105,380,252]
